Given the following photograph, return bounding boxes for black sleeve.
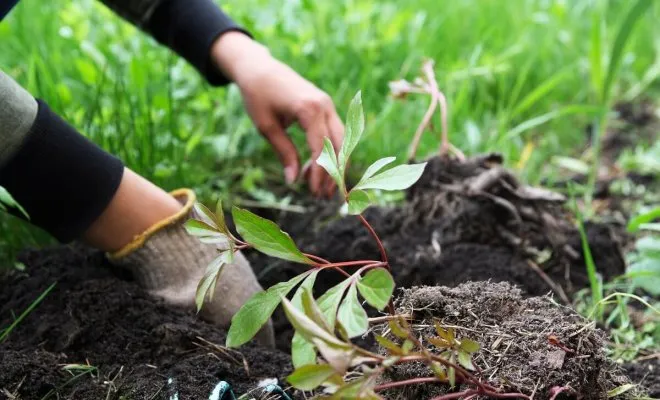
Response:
[99,0,252,86]
[0,100,125,243]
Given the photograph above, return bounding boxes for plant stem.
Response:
[357,215,389,265]
[430,390,476,400]
[368,314,413,324]
[375,377,444,392]
[318,260,383,269]
[305,253,330,264]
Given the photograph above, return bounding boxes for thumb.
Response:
[259,121,299,184]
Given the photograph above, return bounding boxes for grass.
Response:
[0,0,659,255]
[0,282,56,343]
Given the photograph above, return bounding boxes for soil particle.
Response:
[0,246,292,400]
[378,281,644,399]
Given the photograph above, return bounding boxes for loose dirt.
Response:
[0,246,292,400]
[378,281,640,399]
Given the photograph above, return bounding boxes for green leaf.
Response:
[459,338,480,354]
[347,190,371,215]
[232,207,313,264]
[602,0,652,103]
[354,162,427,191]
[356,157,396,187]
[193,202,219,229]
[607,384,636,397]
[458,350,475,371]
[184,219,229,245]
[317,278,352,329]
[635,236,660,258]
[337,284,368,338]
[281,296,354,374]
[628,207,660,233]
[287,364,337,391]
[357,268,395,311]
[195,251,233,311]
[291,270,320,311]
[448,354,456,388]
[292,332,317,368]
[401,340,414,354]
[226,272,310,348]
[317,137,345,193]
[628,258,660,296]
[338,91,365,176]
[302,287,333,333]
[0,186,29,219]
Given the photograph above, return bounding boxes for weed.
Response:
[0,282,56,343]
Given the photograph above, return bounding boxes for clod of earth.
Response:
[377,281,643,399]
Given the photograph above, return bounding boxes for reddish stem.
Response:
[430,390,476,400]
[374,377,444,392]
[548,386,573,400]
[305,253,330,264]
[358,214,389,265]
[318,260,382,269]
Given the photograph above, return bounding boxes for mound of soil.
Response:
[0,246,292,400]
[379,281,643,399]
[623,358,659,397]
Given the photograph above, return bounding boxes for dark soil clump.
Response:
[379,281,644,399]
[0,246,292,400]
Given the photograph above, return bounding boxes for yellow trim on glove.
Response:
[107,188,197,260]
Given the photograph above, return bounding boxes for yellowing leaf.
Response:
[459,338,481,354]
[375,335,403,355]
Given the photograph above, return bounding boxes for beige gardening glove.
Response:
[106,188,275,347]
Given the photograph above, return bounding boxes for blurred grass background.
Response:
[1,0,659,261]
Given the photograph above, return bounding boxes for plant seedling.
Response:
[186,90,531,399]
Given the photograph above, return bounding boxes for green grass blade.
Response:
[602,0,653,102]
[0,282,56,342]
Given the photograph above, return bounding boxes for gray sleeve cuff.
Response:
[0,70,38,167]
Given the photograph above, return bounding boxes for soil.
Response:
[0,246,292,400]
[378,282,642,399]
[623,358,660,397]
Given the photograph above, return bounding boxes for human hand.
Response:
[211,32,344,197]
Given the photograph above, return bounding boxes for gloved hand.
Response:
[106,188,275,347]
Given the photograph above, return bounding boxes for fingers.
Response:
[258,119,300,185]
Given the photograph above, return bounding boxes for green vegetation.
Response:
[1,0,660,260]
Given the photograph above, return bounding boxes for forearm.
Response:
[98,0,253,86]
